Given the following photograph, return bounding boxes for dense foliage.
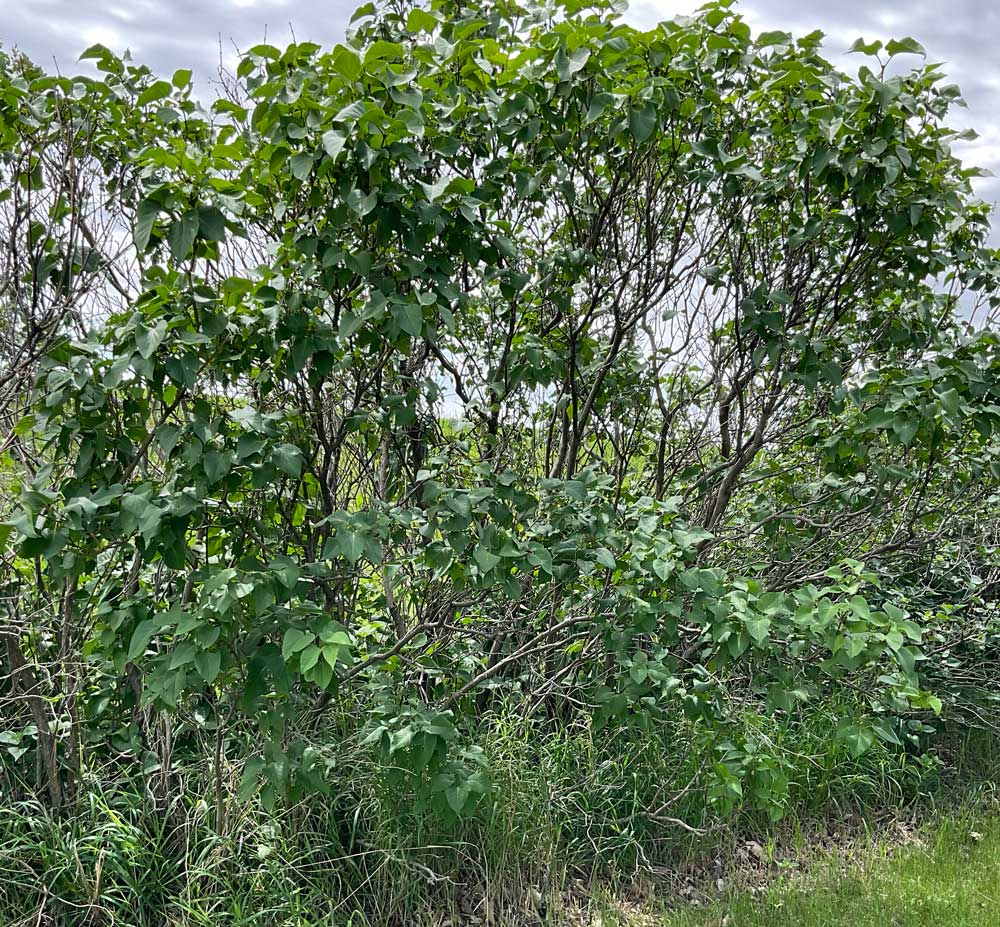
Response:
[1,0,999,916]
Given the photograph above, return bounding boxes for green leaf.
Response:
[203,450,232,484]
[230,407,264,432]
[168,210,200,261]
[165,352,201,389]
[119,491,164,542]
[79,44,112,61]
[365,40,402,64]
[128,619,159,662]
[290,152,314,181]
[757,30,792,46]
[848,38,883,55]
[652,559,673,581]
[170,641,197,669]
[270,557,301,590]
[556,46,590,81]
[321,128,348,161]
[839,723,874,758]
[350,2,376,23]
[194,650,221,683]
[474,545,501,572]
[885,37,926,57]
[332,45,363,80]
[628,103,657,143]
[273,444,303,477]
[406,8,437,32]
[893,416,919,446]
[585,92,615,124]
[135,320,166,359]
[174,611,200,635]
[420,176,450,202]
[299,643,321,673]
[238,757,264,802]
[171,68,192,89]
[311,659,333,689]
[13,414,35,437]
[333,101,367,123]
[872,717,902,745]
[134,198,160,251]
[237,435,265,460]
[745,616,771,645]
[895,645,918,681]
[849,595,871,621]
[445,782,469,815]
[885,630,904,651]
[594,548,616,570]
[157,424,182,456]
[346,188,377,216]
[321,625,352,646]
[321,643,341,667]
[197,206,226,241]
[937,387,961,414]
[691,138,719,158]
[248,43,280,59]
[331,528,366,565]
[137,80,172,107]
[282,628,313,660]
[394,303,423,337]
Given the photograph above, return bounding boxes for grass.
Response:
[659,807,1000,927]
[0,704,993,925]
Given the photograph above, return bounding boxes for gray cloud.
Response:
[3,0,349,84]
[631,0,1000,207]
[4,0,997,209]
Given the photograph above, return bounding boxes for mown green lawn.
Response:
[662,812,1000,927]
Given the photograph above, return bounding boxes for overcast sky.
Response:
[4,0,998,209]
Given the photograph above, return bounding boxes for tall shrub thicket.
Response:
[1,0,999,826]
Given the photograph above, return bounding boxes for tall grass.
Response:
[0,696,978,926]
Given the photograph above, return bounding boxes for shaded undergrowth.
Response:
[3,697,993,926]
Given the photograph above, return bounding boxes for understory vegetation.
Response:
[1,0,999,923]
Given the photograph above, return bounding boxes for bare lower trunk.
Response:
[2,631,62,808]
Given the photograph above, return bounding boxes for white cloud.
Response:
[79,25,126,48]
